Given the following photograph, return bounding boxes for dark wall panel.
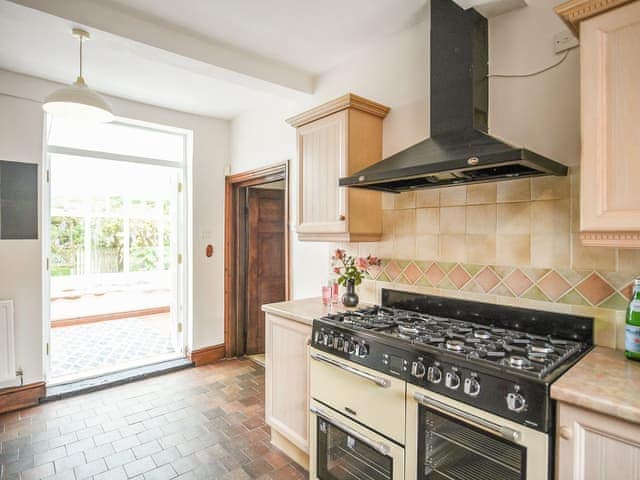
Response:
[0,160,38,240]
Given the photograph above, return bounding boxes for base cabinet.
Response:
[265,313,311,468]
[556,402,640,479]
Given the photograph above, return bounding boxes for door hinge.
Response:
[177,182,183,193]
[46,342,50,356]
[177,253,183,265]
[46,169,50,183]
[46,257,50,271]
[177,322,183,333]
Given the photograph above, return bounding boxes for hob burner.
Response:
[445,339,465,352]
[506,355,532,369]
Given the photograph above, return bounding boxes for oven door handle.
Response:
[413,392,522,442]
[310,352,391,388]
[310,406,391,456]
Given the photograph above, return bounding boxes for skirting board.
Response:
[0,381,45,414]
[189,344,226,366]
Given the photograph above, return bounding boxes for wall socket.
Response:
[554,30,579,54]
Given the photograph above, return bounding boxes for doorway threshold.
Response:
[43,357,194,402]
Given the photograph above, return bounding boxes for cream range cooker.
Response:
[308,289,593,480]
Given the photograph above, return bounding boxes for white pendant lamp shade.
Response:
[43,28,114,123]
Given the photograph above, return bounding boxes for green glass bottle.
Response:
[625,278,640,361]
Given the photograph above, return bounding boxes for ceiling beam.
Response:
[9,0,315,97]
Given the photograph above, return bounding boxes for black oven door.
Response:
[316,415,395,480]
[418,405,527,480]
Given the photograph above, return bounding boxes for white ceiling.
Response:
[0,0,427,119]
[0,0,293,118]
[104,0,427,74]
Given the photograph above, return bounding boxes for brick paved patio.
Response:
[0,359,307,480]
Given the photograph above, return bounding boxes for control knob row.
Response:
[410,362,481,397]
[313,331,368,358]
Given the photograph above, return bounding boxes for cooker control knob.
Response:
[334,336,344,350]
[411,361,426,379]
[445,371,461,390]
[463,377,481,397]
[347,340,356,355]
[314,331,324,344]
[506,392,527,413]
[357,342,369,358]
[325,333,334,347]
[427,365,442,384]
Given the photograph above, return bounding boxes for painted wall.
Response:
[0,69,229,384]
[230,17,430,299]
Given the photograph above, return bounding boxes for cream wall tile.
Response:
[619,250,640,273]
[439,234,467,262]
[415,234,439,260]
[616,310,627,350]
[394,191,416,210]
[393,209,416,236]
[466,234,496,264]
[531,176,570,200]
[571,237,617,271]
[466,184,497,205]
[531,199,570,234]
[440,206,466,234]
[416,208,439,234]
[531,233,571,268]
[415,189,439,208]
[382,210,395,236]
[394,235,416,260]
[439,186,467,206]
[382,193,395,210]
[497,202,531,234]
[497,179,531,203]
[496,234,531,266]
[466,205,497,234]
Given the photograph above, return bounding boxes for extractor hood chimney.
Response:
[339,0,568,193]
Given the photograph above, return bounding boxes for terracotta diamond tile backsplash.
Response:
[368,258,633,310]
[504,269,534,296]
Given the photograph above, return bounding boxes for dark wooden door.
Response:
[245,188,286,354]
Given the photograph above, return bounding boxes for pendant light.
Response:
[43,28,114,123]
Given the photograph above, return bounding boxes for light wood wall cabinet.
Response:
[556,402,640,479]
[286,94,390,242]
[556,0,640,247]
[264,313,311,468]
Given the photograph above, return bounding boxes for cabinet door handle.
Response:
[310,352,391,388]
[338,214,346,221]
[559,426,572,440]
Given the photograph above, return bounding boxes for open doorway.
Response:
[225,163,289,364]
[44,117,189,384]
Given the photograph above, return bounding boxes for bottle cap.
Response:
[635,278,640,285]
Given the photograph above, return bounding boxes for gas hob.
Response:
[311,289,594,432]
[322,306,583,379]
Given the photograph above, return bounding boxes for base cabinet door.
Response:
[265,313,311,458]
[556,402,640,479]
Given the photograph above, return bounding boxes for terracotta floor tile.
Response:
[0,359,307,479]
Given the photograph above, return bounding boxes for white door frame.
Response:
[41,116,193,382]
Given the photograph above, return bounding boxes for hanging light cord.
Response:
[487,46,577,79]
[78,35,84,79]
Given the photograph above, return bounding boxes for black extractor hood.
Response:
[339,0,568,193]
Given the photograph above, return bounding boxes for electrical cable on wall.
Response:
[487,46,577,79]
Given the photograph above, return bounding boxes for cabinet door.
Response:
[296,110,348,235]
[265,313,311,453]
[556,402,640,479]
[581,2,640,245]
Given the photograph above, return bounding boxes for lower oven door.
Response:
[309,399,405,480]
[406,385,549,480]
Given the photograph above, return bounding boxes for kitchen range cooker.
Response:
[308,289,593,480]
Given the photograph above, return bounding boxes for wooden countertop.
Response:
[262,297,368,326]
[551,347,640,424]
